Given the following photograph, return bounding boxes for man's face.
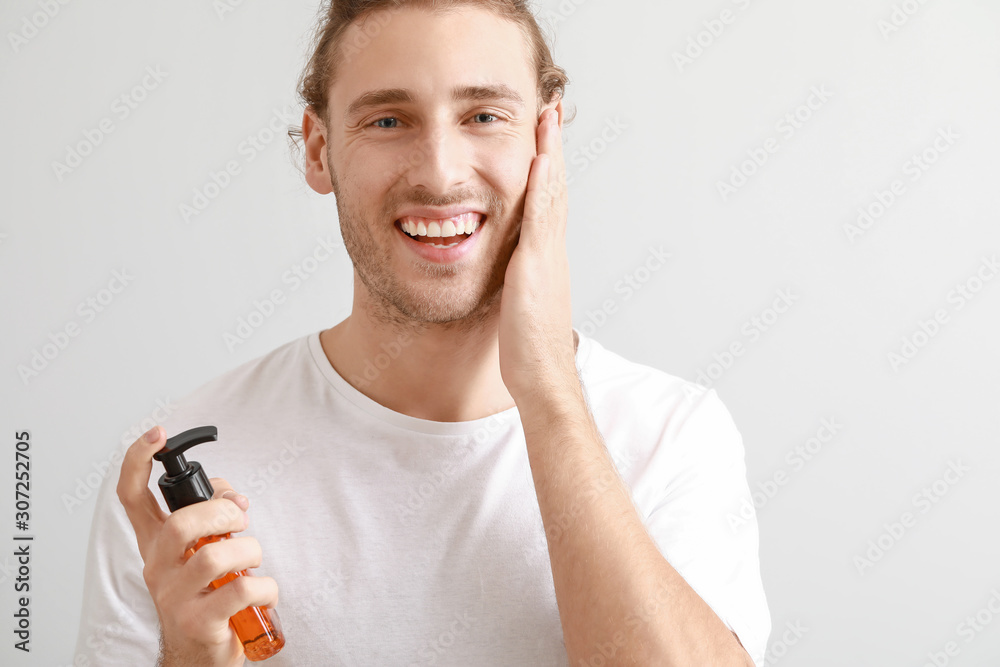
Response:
[306,6,550,327]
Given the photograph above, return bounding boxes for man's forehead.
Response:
[332,5,536,117]
[343,83,527,120]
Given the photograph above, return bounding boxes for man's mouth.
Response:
[395,212,485,248]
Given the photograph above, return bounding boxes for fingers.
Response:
[210,478,250,512]
[523,152,552,227]
[209,477,234,498]
[526,107,567,246]
[117,426,170,556]
[543,110,567,208]
[159,498,249,559]
[536,107,565,191]
[155,573,277,663]
[170,536,263,602]
[204,574,281,622]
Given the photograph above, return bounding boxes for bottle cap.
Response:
[153,426,218,512]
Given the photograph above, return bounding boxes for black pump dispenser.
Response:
[153,425,218,511]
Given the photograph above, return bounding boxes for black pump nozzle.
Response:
[154,426,219,512]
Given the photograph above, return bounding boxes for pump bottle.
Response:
[154,425,285,661]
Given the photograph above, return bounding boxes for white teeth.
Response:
[399,212,483,239]
[427,242,460,248]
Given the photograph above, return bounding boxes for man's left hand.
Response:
[498,105,577,406]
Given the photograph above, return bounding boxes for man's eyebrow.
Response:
[345,84,526,119]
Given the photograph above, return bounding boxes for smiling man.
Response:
[75,1,770,666]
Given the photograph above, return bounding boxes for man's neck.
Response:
[319,310,579,424]
[319,306,513,422]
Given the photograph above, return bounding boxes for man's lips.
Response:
[393,213,485,262]
[394,212,486,241]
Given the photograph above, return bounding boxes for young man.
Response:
[75,2,770,665]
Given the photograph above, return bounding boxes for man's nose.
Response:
[401,124,473,195]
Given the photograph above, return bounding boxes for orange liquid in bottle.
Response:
[186,534,285,661]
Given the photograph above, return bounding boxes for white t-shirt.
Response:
[74,327,771,666]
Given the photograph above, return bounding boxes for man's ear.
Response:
[303,107,333,195]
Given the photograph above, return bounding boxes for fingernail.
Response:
[223,490,250,511]
[144,426,160,443]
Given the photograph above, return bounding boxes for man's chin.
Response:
[392,282,503,327]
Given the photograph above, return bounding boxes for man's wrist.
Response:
[516,373,589,434]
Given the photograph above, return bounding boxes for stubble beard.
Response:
[329,165,520,337]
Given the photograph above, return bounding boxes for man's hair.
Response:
[287,0,574,149]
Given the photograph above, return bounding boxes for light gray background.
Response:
[2,0,999,665]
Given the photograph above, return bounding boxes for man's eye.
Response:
[369,113,501,129]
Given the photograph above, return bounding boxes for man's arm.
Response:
[520,381,754,667]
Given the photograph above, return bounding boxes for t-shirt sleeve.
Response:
[641,387,771,667]
[72,453,163,665]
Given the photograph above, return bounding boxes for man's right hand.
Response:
[117,425,279,667]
